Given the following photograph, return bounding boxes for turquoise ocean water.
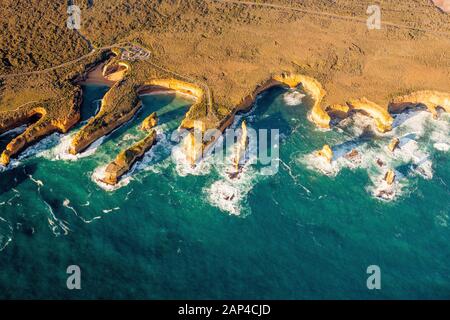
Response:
[0,84,449,299]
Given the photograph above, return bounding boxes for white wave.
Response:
[429,115,450,152]
[435,210,449,227]
[392,110,431,137]
[204,164,255,216]
[91,125,171,190]
[0,217,13,252]
[340,113,379,137]
[0,132,59,172]
[369,170,405,201]
[0,159,22,173]
[301,142,369,177]
[135,125,172,173]
[102,207,120,214]
[121,133,139,142]
[434,143,450,152]
[171,142,214,177]
[206,181,244,215]
[302,107,449,201]
[203,131,259,216]
[283,90,306,106]
[43,200,70,236]
[46,132,105,161]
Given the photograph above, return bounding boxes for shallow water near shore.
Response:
[0,84,449,299]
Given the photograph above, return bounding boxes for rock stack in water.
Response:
[317,144,333,163]
[101,114,158,185]
[388,137,400,152]
[384,169,396,185]
[233,121,249,172]
[141,112,158,132]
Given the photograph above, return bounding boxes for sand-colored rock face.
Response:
[388,137,400,152]
[390,91,450,118]
[384,169,396,185]
[141,112,158,132]
[180,73,331,165]
[101,130,157,185]
[182,130,205,165]
[233,120,249,172]
[347,98,394,133]
[0,90,81,166]
[272,74,330,129]
[143,79,205,131]
[327,104,351,119]
[3,0,450,169]
[317,144,333,163]
[68,64,138,155]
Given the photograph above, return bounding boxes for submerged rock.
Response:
[345,149,359,160]
[376,158,385,167]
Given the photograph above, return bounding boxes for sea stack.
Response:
[141,112,158,132]
[388,137,400,152]
[101,130,157,185]
[233,120,249,172]
[317,144,333,163]
[384,169,396,185]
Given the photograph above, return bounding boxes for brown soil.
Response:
[0,0,449,163]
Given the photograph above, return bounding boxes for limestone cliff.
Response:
[69,80,140,155]
[141,112,158,132]
[0,90,82,166]
[346,98,394,133]
[233,120,249,172]
[272,74,330,129]
[388,137,400,152]
[101,130,157,185]
[390,91,450,118]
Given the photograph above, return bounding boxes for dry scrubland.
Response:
[0,0,449,164]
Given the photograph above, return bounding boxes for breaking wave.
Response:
[0,217,13,252]
[301,110,449,201]
[283,90,306,106]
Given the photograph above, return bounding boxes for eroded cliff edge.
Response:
[1,0,450,167]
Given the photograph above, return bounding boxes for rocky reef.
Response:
[101,129,157,185]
